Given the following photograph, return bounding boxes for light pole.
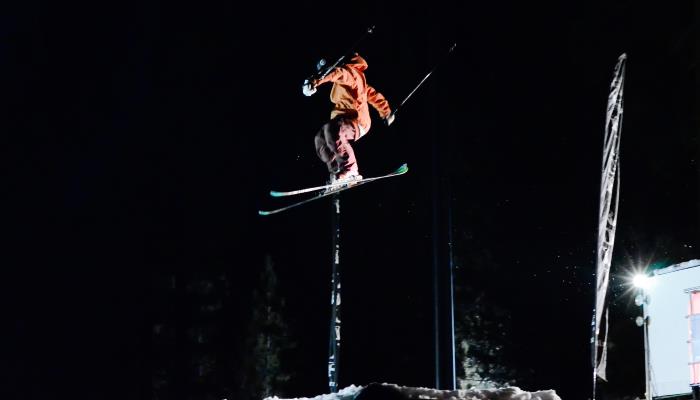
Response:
[634,274,652,400]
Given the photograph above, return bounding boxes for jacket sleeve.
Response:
[367,85,391,118]
[315,67,356,87]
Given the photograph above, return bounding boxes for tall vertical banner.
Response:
[592,53,626,392]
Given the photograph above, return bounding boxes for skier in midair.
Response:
[304,53,395,186]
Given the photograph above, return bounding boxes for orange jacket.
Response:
[314,54,391,136]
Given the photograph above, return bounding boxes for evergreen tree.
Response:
[237,255,295,400]
[453,224,519,388]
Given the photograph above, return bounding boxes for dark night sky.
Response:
[5,1,699,399]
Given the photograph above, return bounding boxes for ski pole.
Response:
[389,43,457,119]
[309,25,376,82]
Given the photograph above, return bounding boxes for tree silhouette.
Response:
[237,255,296,400]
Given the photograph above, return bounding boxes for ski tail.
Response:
[259,198,318,216]
[270,182,333,197]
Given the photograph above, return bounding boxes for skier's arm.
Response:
[367,85,391,119]
[304,67,355,96]
[314,67,356,87]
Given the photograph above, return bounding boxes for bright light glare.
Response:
[632,274,651,289]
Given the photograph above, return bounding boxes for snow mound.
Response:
[264,382,561,400]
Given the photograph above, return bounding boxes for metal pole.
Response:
[430,36,456,390]
[642,290,651,400]
[328,196,341,392]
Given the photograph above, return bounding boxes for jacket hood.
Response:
[346,53,368,71]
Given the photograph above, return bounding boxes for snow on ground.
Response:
[264,385,363,400]
[264,383,562,400]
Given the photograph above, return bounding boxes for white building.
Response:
[644,259,700,399]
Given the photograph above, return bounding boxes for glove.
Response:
[384,113,395,126]
[302,80,317,96]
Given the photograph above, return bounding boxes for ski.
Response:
[270,164,408,197]
[258,164,408,216]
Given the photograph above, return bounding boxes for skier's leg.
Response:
[334,119,358,178]
[322,119,344,173]
[314,122,337,173]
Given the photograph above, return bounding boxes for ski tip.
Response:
[269,190,284,197]
[258,210,272,216]
[397,163,409,174]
